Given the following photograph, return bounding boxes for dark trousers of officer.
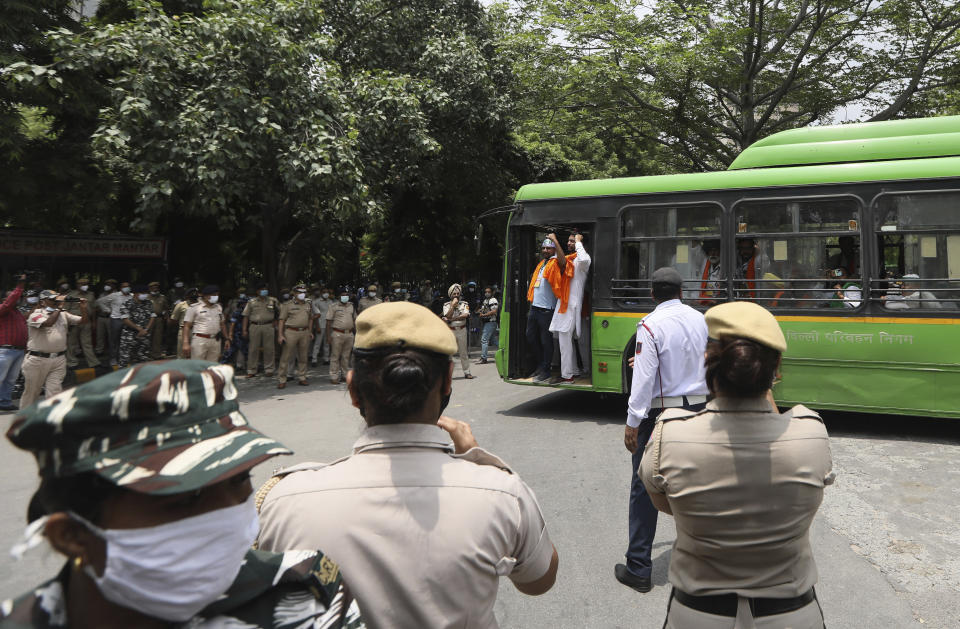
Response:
[627,400,707,579]
[525,306,554,377]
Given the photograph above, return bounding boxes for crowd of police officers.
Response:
[0,273,500,410]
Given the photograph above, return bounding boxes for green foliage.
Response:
[514,0,960,171]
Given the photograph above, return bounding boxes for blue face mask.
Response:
[259,290,268,297]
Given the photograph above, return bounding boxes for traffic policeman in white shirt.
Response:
[616,266,709,594]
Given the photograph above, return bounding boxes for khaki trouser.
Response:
[20,354,66,409]
[277,328,310,383]
[665,592,825,629]
[452,326,471,376]
[95,316,110,354]
[67,324,99,367]
[190,335,221,362]
[151,318,165,358]
[329,330,353,383]
[176,327,186,359]
[247,323,275,375]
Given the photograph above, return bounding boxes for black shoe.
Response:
[614,564,652,593]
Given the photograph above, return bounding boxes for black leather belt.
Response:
[250,321,272,325]
[529,305,553,312]
[0,345,25,350]
[673,588,816,618]
[331,327,351,334]
[285,326,307,331]
[27,350,65,358]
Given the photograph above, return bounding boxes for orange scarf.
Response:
[527,256,575,313]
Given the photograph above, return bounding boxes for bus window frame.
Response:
[868,188,960,313]
[729,193,867,312]
[615,200,727,310]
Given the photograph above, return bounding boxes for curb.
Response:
[64,364,119,387]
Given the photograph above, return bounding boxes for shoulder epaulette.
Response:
[787,404,823,422]
[452,447,514,474]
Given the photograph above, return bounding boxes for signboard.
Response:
[0,233,166,259]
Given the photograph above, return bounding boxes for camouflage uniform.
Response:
[3,360,365,629]
[118,297,154,367]
[0,549,364,628]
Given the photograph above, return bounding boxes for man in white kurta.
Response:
[550,232,591,382]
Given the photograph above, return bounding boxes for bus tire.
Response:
[622,333,637,395]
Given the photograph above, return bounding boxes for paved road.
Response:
[1,359,957,627]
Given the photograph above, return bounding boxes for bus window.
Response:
[616,204,723,308]
[873,191,960,310]
[734,198,862,308]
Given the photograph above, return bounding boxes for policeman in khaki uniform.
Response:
[243,283,278,378]
[276,284,312,389]
[257,302,559,629]
[94,279,117,357]
[65,276,98,368]
[147,281,168,359]
[168,287,198,359]
[357,284,381,313]
[182,285,229,362]
[21,290,88,409]
[641,301,834,629]
[325,288,356,385]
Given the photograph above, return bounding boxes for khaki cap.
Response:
[355,302,456,355]
[77,276,90,283]
[705,301,787,352]
[148,281,161,288]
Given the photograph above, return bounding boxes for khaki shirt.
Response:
[242,296,278,324]
[279,299,312,328]
[258,424,554,629]
[357,296,381,313]
[170,300,191,328]
[26,309,81,353]
[64,290,94,319]
[641,397,834,598]
[325,302,356,331]
[442,299,470,328]
[183,302,223,335]
[148,293,168,317]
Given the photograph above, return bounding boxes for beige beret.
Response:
[355,302,457,355]
[705,301,787,352]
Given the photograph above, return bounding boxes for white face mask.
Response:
[340,295,349,303]
[708,255,720,265]
[74,494,258,622]
[80,285,89,292]
[60,283,69,290]
[208,295,219,304]
[368,291,376,298]
[238,293,246,299]
[121,287,131,295]
[321,293,329,299]
[175,282,184,288]
[27,297,39,304]
[103,285,112,292]
[296,292,306,301]
[138,293,149,301]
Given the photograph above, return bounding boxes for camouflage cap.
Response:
[39,290,59,300]
[6,360,291,495]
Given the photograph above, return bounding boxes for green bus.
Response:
[494,115,960,418]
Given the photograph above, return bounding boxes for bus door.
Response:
[507,224,593,382]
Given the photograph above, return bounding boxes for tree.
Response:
[515,0,960,171]
[8,0,439,289]
[0,0,121,231]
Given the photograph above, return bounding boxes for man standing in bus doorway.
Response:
[549,231,591,384]
[526,234,572,382]
[616,267,708,594]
